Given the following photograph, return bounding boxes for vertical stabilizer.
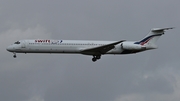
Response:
[134,27,174,47]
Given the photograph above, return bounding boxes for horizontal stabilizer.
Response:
[151,27,174,32]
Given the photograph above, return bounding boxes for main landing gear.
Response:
[13,52,17,58]
[92,55,101,62]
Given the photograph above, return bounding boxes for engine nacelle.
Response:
[121,42,146,50]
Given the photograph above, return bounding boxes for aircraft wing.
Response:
[81,40,125,55]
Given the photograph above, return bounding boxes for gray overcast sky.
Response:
[0,0,180,101]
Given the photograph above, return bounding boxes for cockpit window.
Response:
[14,41,20,44]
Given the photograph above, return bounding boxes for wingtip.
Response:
[171,27,175,29]
[121,40,126,42]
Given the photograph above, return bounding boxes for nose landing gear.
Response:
[13,52,17,58]
[92,55,101,62]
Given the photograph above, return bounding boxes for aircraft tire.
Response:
[92,58,97,62]
[13,55,16,58]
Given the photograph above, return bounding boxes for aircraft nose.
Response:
[6,45,14,52]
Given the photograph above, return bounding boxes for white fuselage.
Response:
[7,39,127,55]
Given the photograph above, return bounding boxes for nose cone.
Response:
[6,46,14,52]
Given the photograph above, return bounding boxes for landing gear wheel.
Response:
[13,52,16,58]
[92,55,101,62]
[92,57,97,62]
[13,55,17,58]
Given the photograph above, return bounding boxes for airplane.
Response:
[6,27,174,62]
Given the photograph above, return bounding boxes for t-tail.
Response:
[134,27,174,49]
